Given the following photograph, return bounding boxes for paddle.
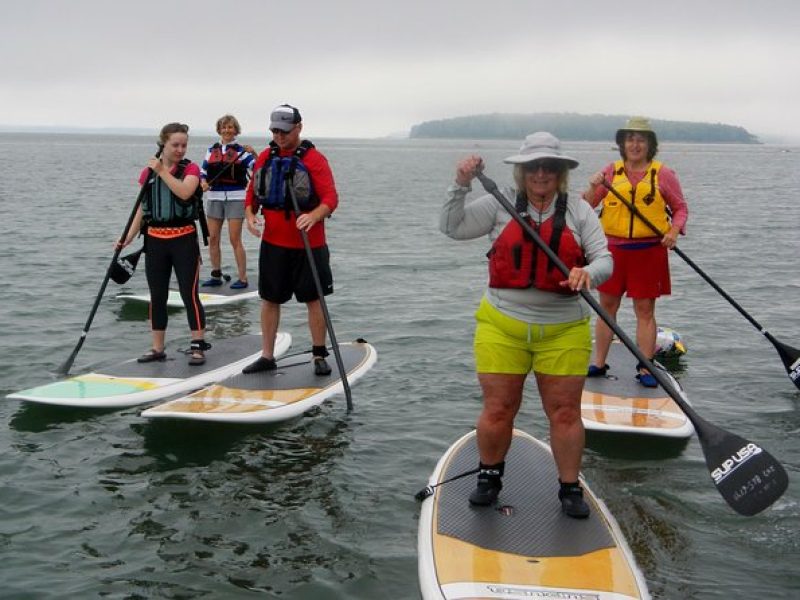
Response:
[600,178,800,390]
[284,175,353,412]
[475,170,788,516]
[58,145,164,376]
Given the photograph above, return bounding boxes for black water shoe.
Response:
[468,463,504,506]
[242,356,277,374]
[314,357,332,376]
[559,482,590,519]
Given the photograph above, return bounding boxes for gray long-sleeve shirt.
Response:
[440,183,612,324]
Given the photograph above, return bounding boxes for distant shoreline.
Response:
[410,112,761,144]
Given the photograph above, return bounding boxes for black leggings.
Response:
[144,232,205,332]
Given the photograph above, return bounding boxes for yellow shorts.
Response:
[473,297,591,376]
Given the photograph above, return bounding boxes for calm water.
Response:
[1,133,798,599]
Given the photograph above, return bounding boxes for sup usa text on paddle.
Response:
[711,443,763,484]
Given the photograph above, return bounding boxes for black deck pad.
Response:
[103,334,263,379]
[437,433,615,557]
[583,343,675,398]
[216,343,367,391]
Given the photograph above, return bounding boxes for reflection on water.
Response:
[9,402,119,433]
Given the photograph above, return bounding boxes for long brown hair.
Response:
[158,122,189,145]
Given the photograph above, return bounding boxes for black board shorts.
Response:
[258,241,333,304]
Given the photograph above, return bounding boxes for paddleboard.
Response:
[582,342,694,438]
[118,280,258,308]
[418,429,650,600]
[7,333,291,408]
[141,340,377,423]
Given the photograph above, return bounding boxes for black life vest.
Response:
[205,143,249,188]
[487,193,585,295]
[253,140,319,216]
[142,159,203,226]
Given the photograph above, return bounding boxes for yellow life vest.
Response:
[599,160,670,238]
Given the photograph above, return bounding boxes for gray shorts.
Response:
[205,199,245,220]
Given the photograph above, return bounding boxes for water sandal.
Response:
[188,339,209,366]
[230,280,249,289]
[137,349,166,363]
[201,277,223,287]
[587,364,609,377]
[242,356,277,374]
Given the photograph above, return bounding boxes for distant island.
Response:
[409,112,759,144]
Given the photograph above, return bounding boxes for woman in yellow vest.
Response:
[583,117,688,387]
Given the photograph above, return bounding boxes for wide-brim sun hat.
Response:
[503,132,579,169]
[616,116,657,145]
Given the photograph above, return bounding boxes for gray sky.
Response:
[2,0,799,140]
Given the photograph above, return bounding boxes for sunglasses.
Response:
[270,126,296,135]
[522,159,564,174]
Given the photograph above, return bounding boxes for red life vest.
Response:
[487,193,585,295]
[206,143,249,188]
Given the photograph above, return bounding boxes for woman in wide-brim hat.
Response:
[583,116,688,387]
[440,131,612,518]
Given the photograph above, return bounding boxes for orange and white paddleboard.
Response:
[418,429,650,599]
[141,340,376,423]
[582,343,694,439]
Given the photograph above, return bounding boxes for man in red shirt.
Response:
[242,104,339,375]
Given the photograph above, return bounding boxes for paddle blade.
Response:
[697,419,788,516]
[770,337,800,390]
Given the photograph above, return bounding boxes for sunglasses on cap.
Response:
[522,159,564,173]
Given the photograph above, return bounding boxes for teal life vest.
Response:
[253,140,319,216]
[142,159,202,226]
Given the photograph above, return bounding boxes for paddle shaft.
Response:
[475,171,787,514]
[284,175,353,412]
[58,146,164,375]
[600,179,800,389]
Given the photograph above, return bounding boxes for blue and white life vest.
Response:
[206,143,249,188]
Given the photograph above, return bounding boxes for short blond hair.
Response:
[216,114,241,135]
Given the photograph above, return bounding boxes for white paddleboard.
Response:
[582,342,694,438]
[118,281,258,308]
[7,333,291,408]
[418,429,650,600]
[141,340,376,423]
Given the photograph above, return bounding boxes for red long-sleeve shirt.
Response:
[245,145,338,248]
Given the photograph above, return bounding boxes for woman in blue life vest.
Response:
[119,122,208,366]
[440,132,612,518]
[200,114,257,288]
